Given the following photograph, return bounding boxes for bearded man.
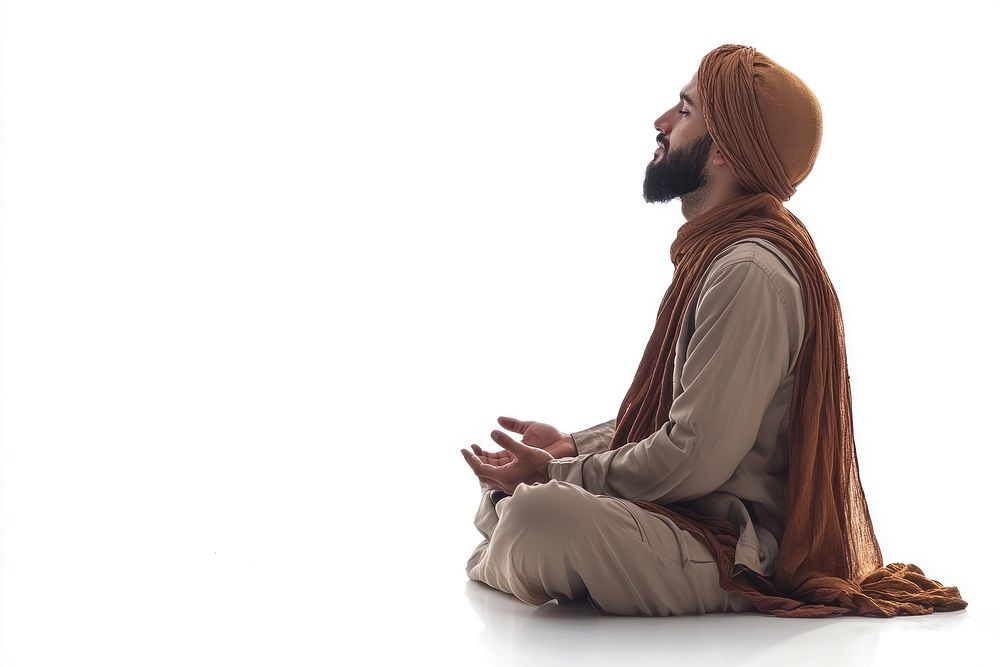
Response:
[460,44,967,618]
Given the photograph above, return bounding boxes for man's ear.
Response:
[710,145,728,167]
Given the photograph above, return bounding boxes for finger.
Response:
[497,415,534,435]
[488,449,513,463]
[460,448,486,474]
[481,452,508,465]
[461,448,500,475]
[471,443,509,465]
[491,429,528,454]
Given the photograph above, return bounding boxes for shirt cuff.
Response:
[547,453,597,487]
[569,420,616,456]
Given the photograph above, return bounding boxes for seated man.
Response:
[459,44,968,618]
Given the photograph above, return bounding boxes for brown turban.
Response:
[606,45,967,616]
[697,44,823,201]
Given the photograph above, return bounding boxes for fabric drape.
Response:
[608,192,967,617]
[605,44,967,617]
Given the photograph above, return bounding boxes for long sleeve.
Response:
[569,418,617,456]
[547,256,796,504]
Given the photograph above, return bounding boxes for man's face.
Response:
[643,74,715,203]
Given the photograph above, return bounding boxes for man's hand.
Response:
[470,416,576,467]
[460,429,555,494]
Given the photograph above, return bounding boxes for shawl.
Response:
[607,45,968,617]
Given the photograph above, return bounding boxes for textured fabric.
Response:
[558,44,967,618]
[555,237,803,580]
[466,478,759,616]
[697,44,822,201]
[569,418,618,456]
[613,193,966,616]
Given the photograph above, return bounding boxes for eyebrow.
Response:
[679,91,696,108]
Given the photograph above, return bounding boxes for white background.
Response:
[2,0,998,665]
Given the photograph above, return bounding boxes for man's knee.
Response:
[498,480,596,539]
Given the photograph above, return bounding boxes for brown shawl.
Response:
[606,45,967,617]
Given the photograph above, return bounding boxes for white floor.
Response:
[456,577,990,666]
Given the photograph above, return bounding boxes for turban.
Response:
[604,45,967,617]
[696,44,823,201]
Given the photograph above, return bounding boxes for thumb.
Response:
[497,415,534,435]
[491,429,531,454]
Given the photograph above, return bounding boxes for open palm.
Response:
[471,415,575,467]
[460,428,554,494]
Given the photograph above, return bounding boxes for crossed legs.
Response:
[466,479,756,616]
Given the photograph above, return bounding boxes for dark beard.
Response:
[643,132,715,203]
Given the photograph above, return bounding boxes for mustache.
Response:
[656,133,669,148]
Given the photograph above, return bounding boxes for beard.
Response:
[642,132,715,203]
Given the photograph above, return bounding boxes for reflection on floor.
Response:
[462,576,986,667]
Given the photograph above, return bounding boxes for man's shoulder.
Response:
[707,237,801,298]
[697,237,804,329]
[710,237,794,275]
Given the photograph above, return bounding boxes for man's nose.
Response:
[654,110,675,134]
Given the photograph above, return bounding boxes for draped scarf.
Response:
[604,45,968,617]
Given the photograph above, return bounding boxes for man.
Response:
[460,45,967,618]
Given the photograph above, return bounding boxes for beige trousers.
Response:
[466,479,758,616]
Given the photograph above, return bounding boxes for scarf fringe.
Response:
[628,499,968,618]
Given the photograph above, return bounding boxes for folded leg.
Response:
[466,479,756,616]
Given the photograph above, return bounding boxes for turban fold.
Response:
[605,45,967,617]
[697,44,823,201]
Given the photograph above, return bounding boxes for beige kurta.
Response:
[548,236,805,580]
